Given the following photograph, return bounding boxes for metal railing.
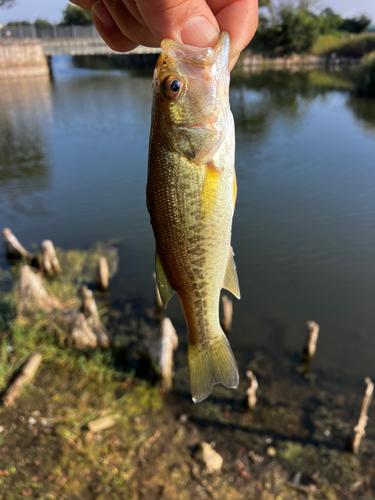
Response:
[0,25,101,40]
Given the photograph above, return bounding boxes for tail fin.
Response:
[188,332,239,403]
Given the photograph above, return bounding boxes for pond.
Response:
[1,55,375,388]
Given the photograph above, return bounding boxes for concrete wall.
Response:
[0,40,49,79]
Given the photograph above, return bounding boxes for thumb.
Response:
[136,0,220,48]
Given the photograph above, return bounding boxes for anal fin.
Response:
[222,246,240,299]
[155,248,175,308]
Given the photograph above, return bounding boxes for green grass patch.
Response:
[312,32,375,57]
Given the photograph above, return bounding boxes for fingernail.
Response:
[92,0,114,28]
[181,16,220,48]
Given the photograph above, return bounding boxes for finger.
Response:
[92,0,138,52]
[123,0,147,27]
[136,0,221,48]
[208,0,258,67]
[229,55,239,71]
[70,0,96,11]
[102,0,159,47]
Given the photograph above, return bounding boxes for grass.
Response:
[0,250,165,499]
[312,32,375,58]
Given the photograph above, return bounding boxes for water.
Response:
[1,56,375,385]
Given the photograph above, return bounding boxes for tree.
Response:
[278,7,319,53]
[59,4,93,26]
[318,7,342,34]
[339,15,371,34]
[34,18,52,29]
[0,0,15,7]
[7,21,31,26]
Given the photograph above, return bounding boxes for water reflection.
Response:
[347,96,375,132]
[0,77,51,216]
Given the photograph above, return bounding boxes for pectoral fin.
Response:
[222,247,241,299]
[155,248,175,308]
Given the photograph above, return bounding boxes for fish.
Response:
[146,32,240,403]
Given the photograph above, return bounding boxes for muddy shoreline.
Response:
[0,240,374,499]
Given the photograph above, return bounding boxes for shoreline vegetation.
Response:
[0,231,374,499]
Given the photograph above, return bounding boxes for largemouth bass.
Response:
[147,33,240,403]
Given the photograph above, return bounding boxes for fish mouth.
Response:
[160,32,230,68]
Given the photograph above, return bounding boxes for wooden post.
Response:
[80,285,109,348]
[301,320,320,375]
[246,370,258,409]
[221,295,233,335]
[97,256,109,290]
[159,318,178,390]
[2,228,33,259]
[18,267,98,350]
[350,377,374,454]
[2,353,42,407]
[41,240,61,276]
[304,321,320,357]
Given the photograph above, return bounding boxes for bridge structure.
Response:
[0,24,161,56]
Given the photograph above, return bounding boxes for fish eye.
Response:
[163,76,184,99]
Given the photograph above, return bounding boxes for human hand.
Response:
[69,0,258,70]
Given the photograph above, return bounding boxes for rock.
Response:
[87,416,116,433]
[201,442,223,473]
[249,450,264,465]
[179,414,188,424]
[266,446,277,457]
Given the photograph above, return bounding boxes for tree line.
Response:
[255,0,372,54]
[3,5,93,28]
[1,1,373,56]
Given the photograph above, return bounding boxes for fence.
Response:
[0,25,101,40]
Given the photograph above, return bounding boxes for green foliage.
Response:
[6,20,31,26]
[34,18,52,29]
[0,0,14,7]
[311,32,347,55]
[313,33,375,57]
[59,4,93,26]
[339,15,371,34]
[354,51,375,97]
[254,7,320,54]
[278,8,320,53]
[253,2,373,55]
[318,8,343,34]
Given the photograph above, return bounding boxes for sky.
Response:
[0,0,374,25]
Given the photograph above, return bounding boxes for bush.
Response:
[313,33,375,58]
[354,51,375,97]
